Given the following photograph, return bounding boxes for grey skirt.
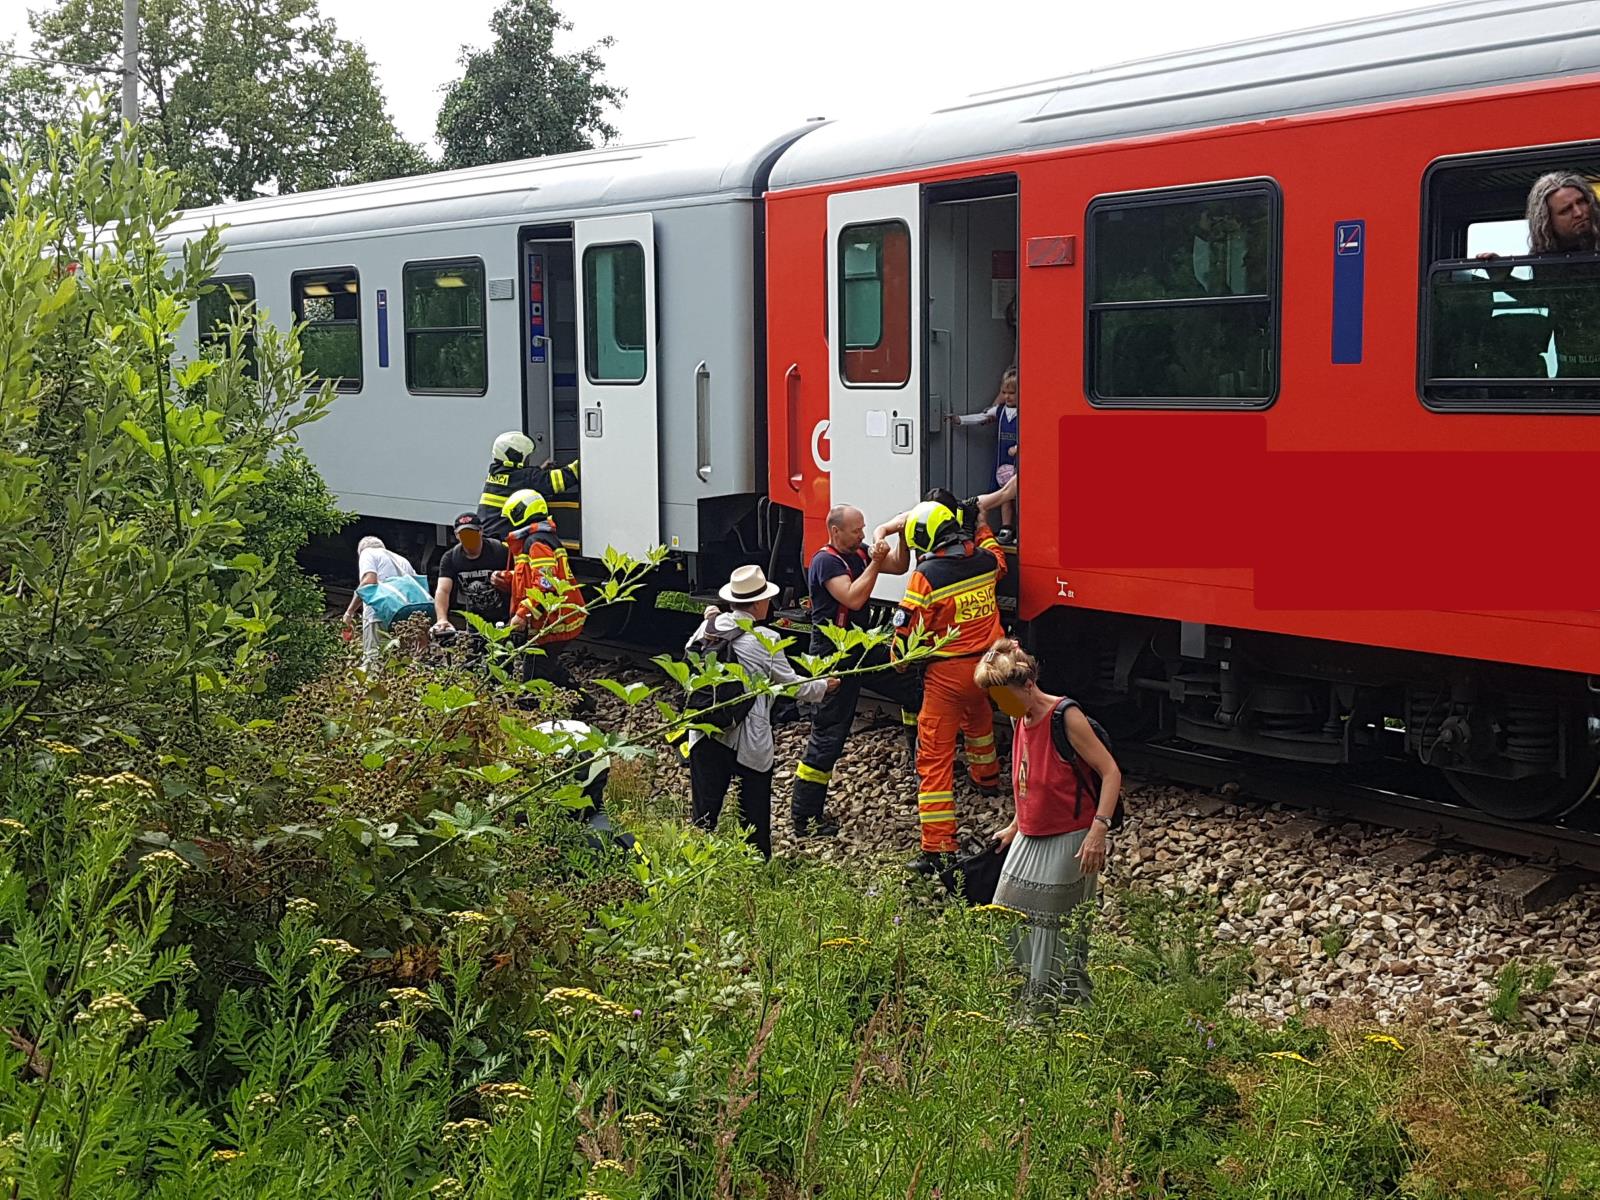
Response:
[992,826,1099,1003]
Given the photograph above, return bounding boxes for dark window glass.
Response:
[1087,186,1277,406]
[1422,149,1600,410]
[582,243,646,383]
[839,221,910,386]
[197,275,256,376]
[404,260,487,394]
[291,268,362,391]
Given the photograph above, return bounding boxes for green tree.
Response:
[435,0,624,170]
[26,0,430,206]
[0,96,337,745]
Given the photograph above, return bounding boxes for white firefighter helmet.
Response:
[491,430,535,467]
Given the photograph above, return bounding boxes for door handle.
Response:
[695,361,711,482]
[583,407,603,437]
[891,415,914,455]
[785,363,802,492]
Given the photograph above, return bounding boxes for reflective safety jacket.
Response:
[477,458,581,538]
[506,519,587,643]
[892,525,1007,660]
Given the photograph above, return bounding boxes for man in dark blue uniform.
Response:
[790,503,921,838]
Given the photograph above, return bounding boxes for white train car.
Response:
[170,130,812,575]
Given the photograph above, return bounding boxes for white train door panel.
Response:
[827,185,921,601]
[574,214,660,559]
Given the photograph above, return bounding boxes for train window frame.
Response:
[402,257,488,397]
[837,218,912,389]
[1418,142,1600,414]
[291,266,363,393]
[1083,178,1282,410]
[581,240,648,385]
[197,274,256,377]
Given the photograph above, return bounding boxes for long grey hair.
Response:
[1526,172,1600,253]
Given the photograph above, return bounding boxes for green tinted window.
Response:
[1087,187,1277,406]
[582,243,646,383]
[197,275,256,377]
[838,221,911,386]
[1427,257,1600,404]
[291,268,362,391]
[404,260,487,394]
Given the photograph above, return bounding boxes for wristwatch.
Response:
[1092,815,1112,830]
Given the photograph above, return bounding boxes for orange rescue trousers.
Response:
[914,656,999,853]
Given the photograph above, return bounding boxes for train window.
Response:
[1086,183,1278,408]
[403,259,487,395]
[291,267,362,392]
[197,275,256,377]
[839,221,911,387]
[1421,147,1600,411]
[582,242,646,384]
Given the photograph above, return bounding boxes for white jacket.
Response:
[685,612,829,772]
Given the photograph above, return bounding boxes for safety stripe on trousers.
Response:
[794,762,831,785]
[967,750,997,766]
[900,710,918,726]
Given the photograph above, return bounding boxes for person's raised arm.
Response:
[432,575,455,630]
[824,544,886,613]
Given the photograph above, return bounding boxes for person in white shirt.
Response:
[685,564,837,858]
[341,535,417,670]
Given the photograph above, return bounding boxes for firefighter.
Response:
[477,431,581,539]
[892,498,1008,872]
[501,487,591,712]
[790,504,921,839]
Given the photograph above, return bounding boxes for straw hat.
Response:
[718,564,779,604]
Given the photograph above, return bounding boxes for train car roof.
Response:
[769,0,1600,190]
[167,126,815,248]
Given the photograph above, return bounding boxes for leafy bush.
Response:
[0,98,335,748]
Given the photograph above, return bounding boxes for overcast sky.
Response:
[4,0,1431,151]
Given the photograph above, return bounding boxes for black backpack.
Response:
[1048,698,1125,831]
[681,630,758,733]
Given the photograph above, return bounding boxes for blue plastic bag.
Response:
[357,574,433,629]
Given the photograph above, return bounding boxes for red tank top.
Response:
[1011,711,1093,838]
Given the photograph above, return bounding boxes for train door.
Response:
[573,214,660,560]
[827,184,921,600]
[924,179,1019,516]
[520,229,582,549]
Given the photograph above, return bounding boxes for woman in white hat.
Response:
[685,565,838,858]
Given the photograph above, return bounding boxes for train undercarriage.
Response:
[1028,607,1600,822]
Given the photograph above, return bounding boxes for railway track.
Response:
[315,577,1600,878]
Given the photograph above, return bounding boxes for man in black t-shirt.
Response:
[791,504,922,838]
[432,513,510,647]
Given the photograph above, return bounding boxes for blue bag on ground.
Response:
[357,574,433,629]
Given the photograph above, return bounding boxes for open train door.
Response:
[573,213,660,560]
[827,185,922,600]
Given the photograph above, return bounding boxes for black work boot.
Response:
[796,816,840,839]
[907,850,957,876]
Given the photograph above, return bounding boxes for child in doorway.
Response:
[945,366,1019,543]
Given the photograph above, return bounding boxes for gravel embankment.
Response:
[574,654,1600,1059]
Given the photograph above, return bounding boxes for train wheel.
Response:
[1440,754,1600,821]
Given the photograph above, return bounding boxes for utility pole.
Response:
[121,0,139,123]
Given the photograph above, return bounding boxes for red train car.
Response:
[763,0,1600,819]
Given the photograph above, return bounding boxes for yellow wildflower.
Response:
[524,1028,555,1045]
[285,897,319,917]
[311,938,360,959]
[0,818,29,837]
[477,1082,534,1103]
[1066,1031,1093,1042]
[1261,1050,1315,1065]
[1365,1033,1406,1052]
[622,1112,664,1136]
[74,992,145,1028]
[543,986,631,1019]
[140,849,187,873]
[449,910,494,926]
[441,1118,490,1142]
[431,1179,464,1199]
[819,936,868,949]
[387,986,434,1011]
[374,1018,407,1034]
[591,1159,627,1173]
[579,1192,614,1200]
[211,1149,242,1163]
[247,1092,276,1111]
[973,904,1024,917]
[38,739,81,756]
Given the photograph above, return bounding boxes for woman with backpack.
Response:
[974,639,1122,1004]
[684,565,838,859]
